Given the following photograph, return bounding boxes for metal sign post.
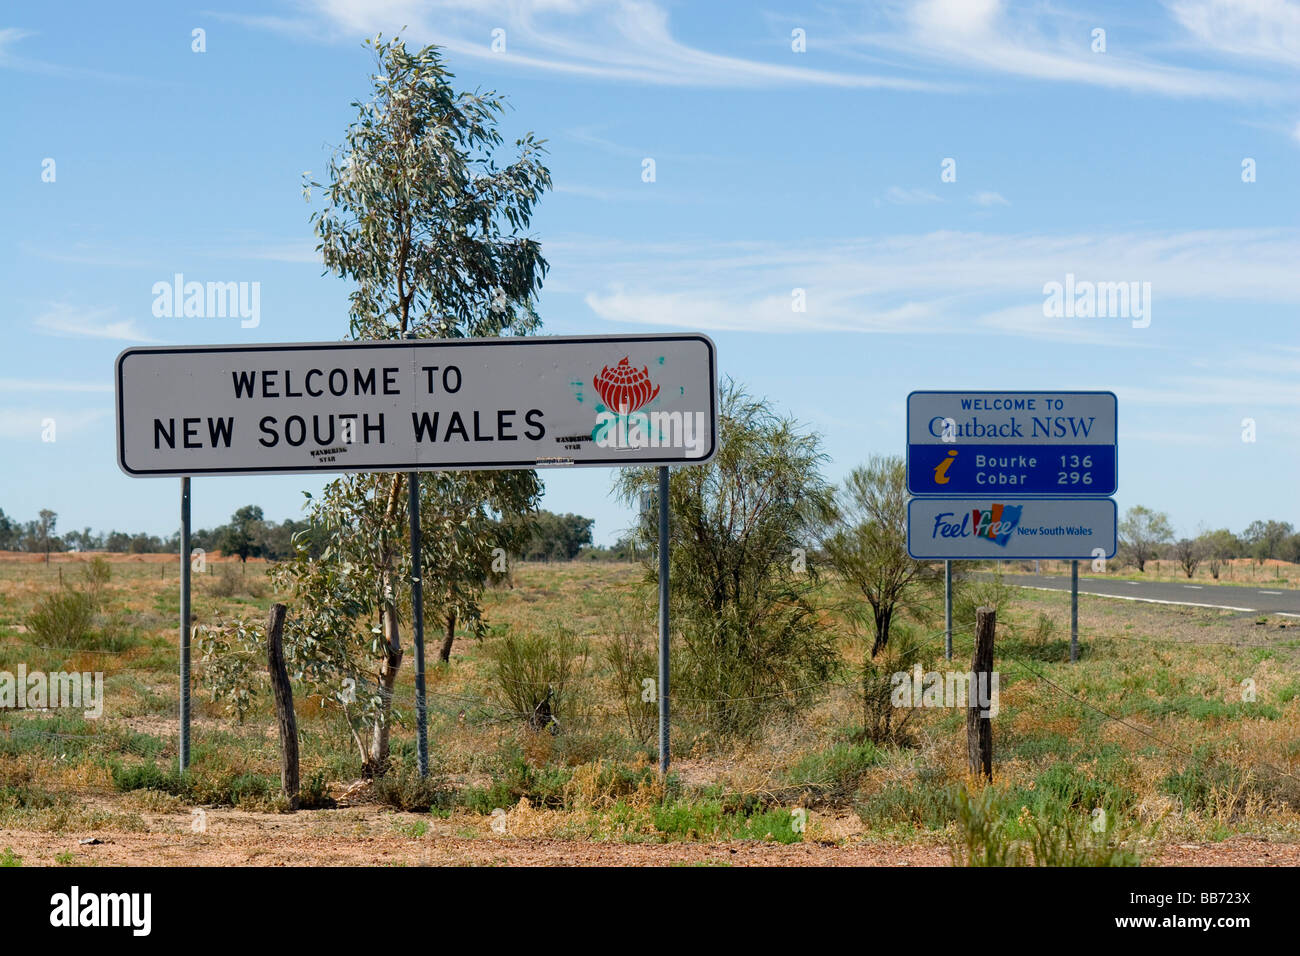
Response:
[944,560,953,660]
[657,465,670,775]
[1070,559,1080,662]
[408,471,429,777]
[179,477,191,773]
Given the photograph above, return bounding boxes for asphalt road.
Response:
[997,573,1300,616]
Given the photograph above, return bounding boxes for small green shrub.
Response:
[26,591,96,647]
[650,800,803,843]
[299,771,335,810]
[786,741,883,804]
[857,769,959,830]
[373,770,454,813]
[82,556,112,594]
[486,626,587,732]
[459,755,573,812]
[0,784,58,811]
[951,786,1140,867]
[110,762,187,795]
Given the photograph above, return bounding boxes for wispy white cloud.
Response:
[0,26,146,82]
[836,0,1282,99]
[218,0,946,90]
[977,304,1147,345]
[217,0,1295,104]
[557,227,1300,340]
[971,190,1009,206]
[33,304,159,343]
[0,26,33,55]
[1167,0,1300,67]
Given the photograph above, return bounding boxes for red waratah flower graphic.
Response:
[594,357,660,414]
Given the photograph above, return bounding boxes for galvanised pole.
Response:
[408,471,428,777]
[657,466,670,776]
[944,560,953,660]
[1070,559,1080,662]
[179,477,191,773]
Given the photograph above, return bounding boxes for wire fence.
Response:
[2,580,1298,808]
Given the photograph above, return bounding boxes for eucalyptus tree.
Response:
[274,37,551,773]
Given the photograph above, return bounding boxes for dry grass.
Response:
[1,551,1298,862]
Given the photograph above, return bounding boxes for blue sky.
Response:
[2,0,1298,545]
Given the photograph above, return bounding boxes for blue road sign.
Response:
[906,391,1117,496]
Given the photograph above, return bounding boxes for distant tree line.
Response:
[1118,506,1300,577]
[0,503,628,566]
[0,505,319,561]
[4,497,1295,577]
[514,511,594,561]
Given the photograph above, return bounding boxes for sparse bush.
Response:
[372,769,453,813]
[953,571,1016,630]
[1031,611,1056,644]
[857,772,958,831]
[459,754,574,812]
[604,613,657,745]
[26,591,95,647]
[951,786,1141,867]
[109,762,187,796]
[651,800,803,843]
[299,771,335,810]
[487,626,587,732]
[785,740,883,804]
[109,762,284,810]
[82,556,111,598]
[209,563,265,599]
[25,580,133,652]
[856,625,924,745]
[210,564,240,598]
[0,783,58,811]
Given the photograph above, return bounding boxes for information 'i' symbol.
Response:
[933,450,958,485]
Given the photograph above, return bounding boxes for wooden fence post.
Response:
[265,603,299,809]
[967,606,995,781]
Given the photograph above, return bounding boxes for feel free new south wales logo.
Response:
[931,504,1024,548]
